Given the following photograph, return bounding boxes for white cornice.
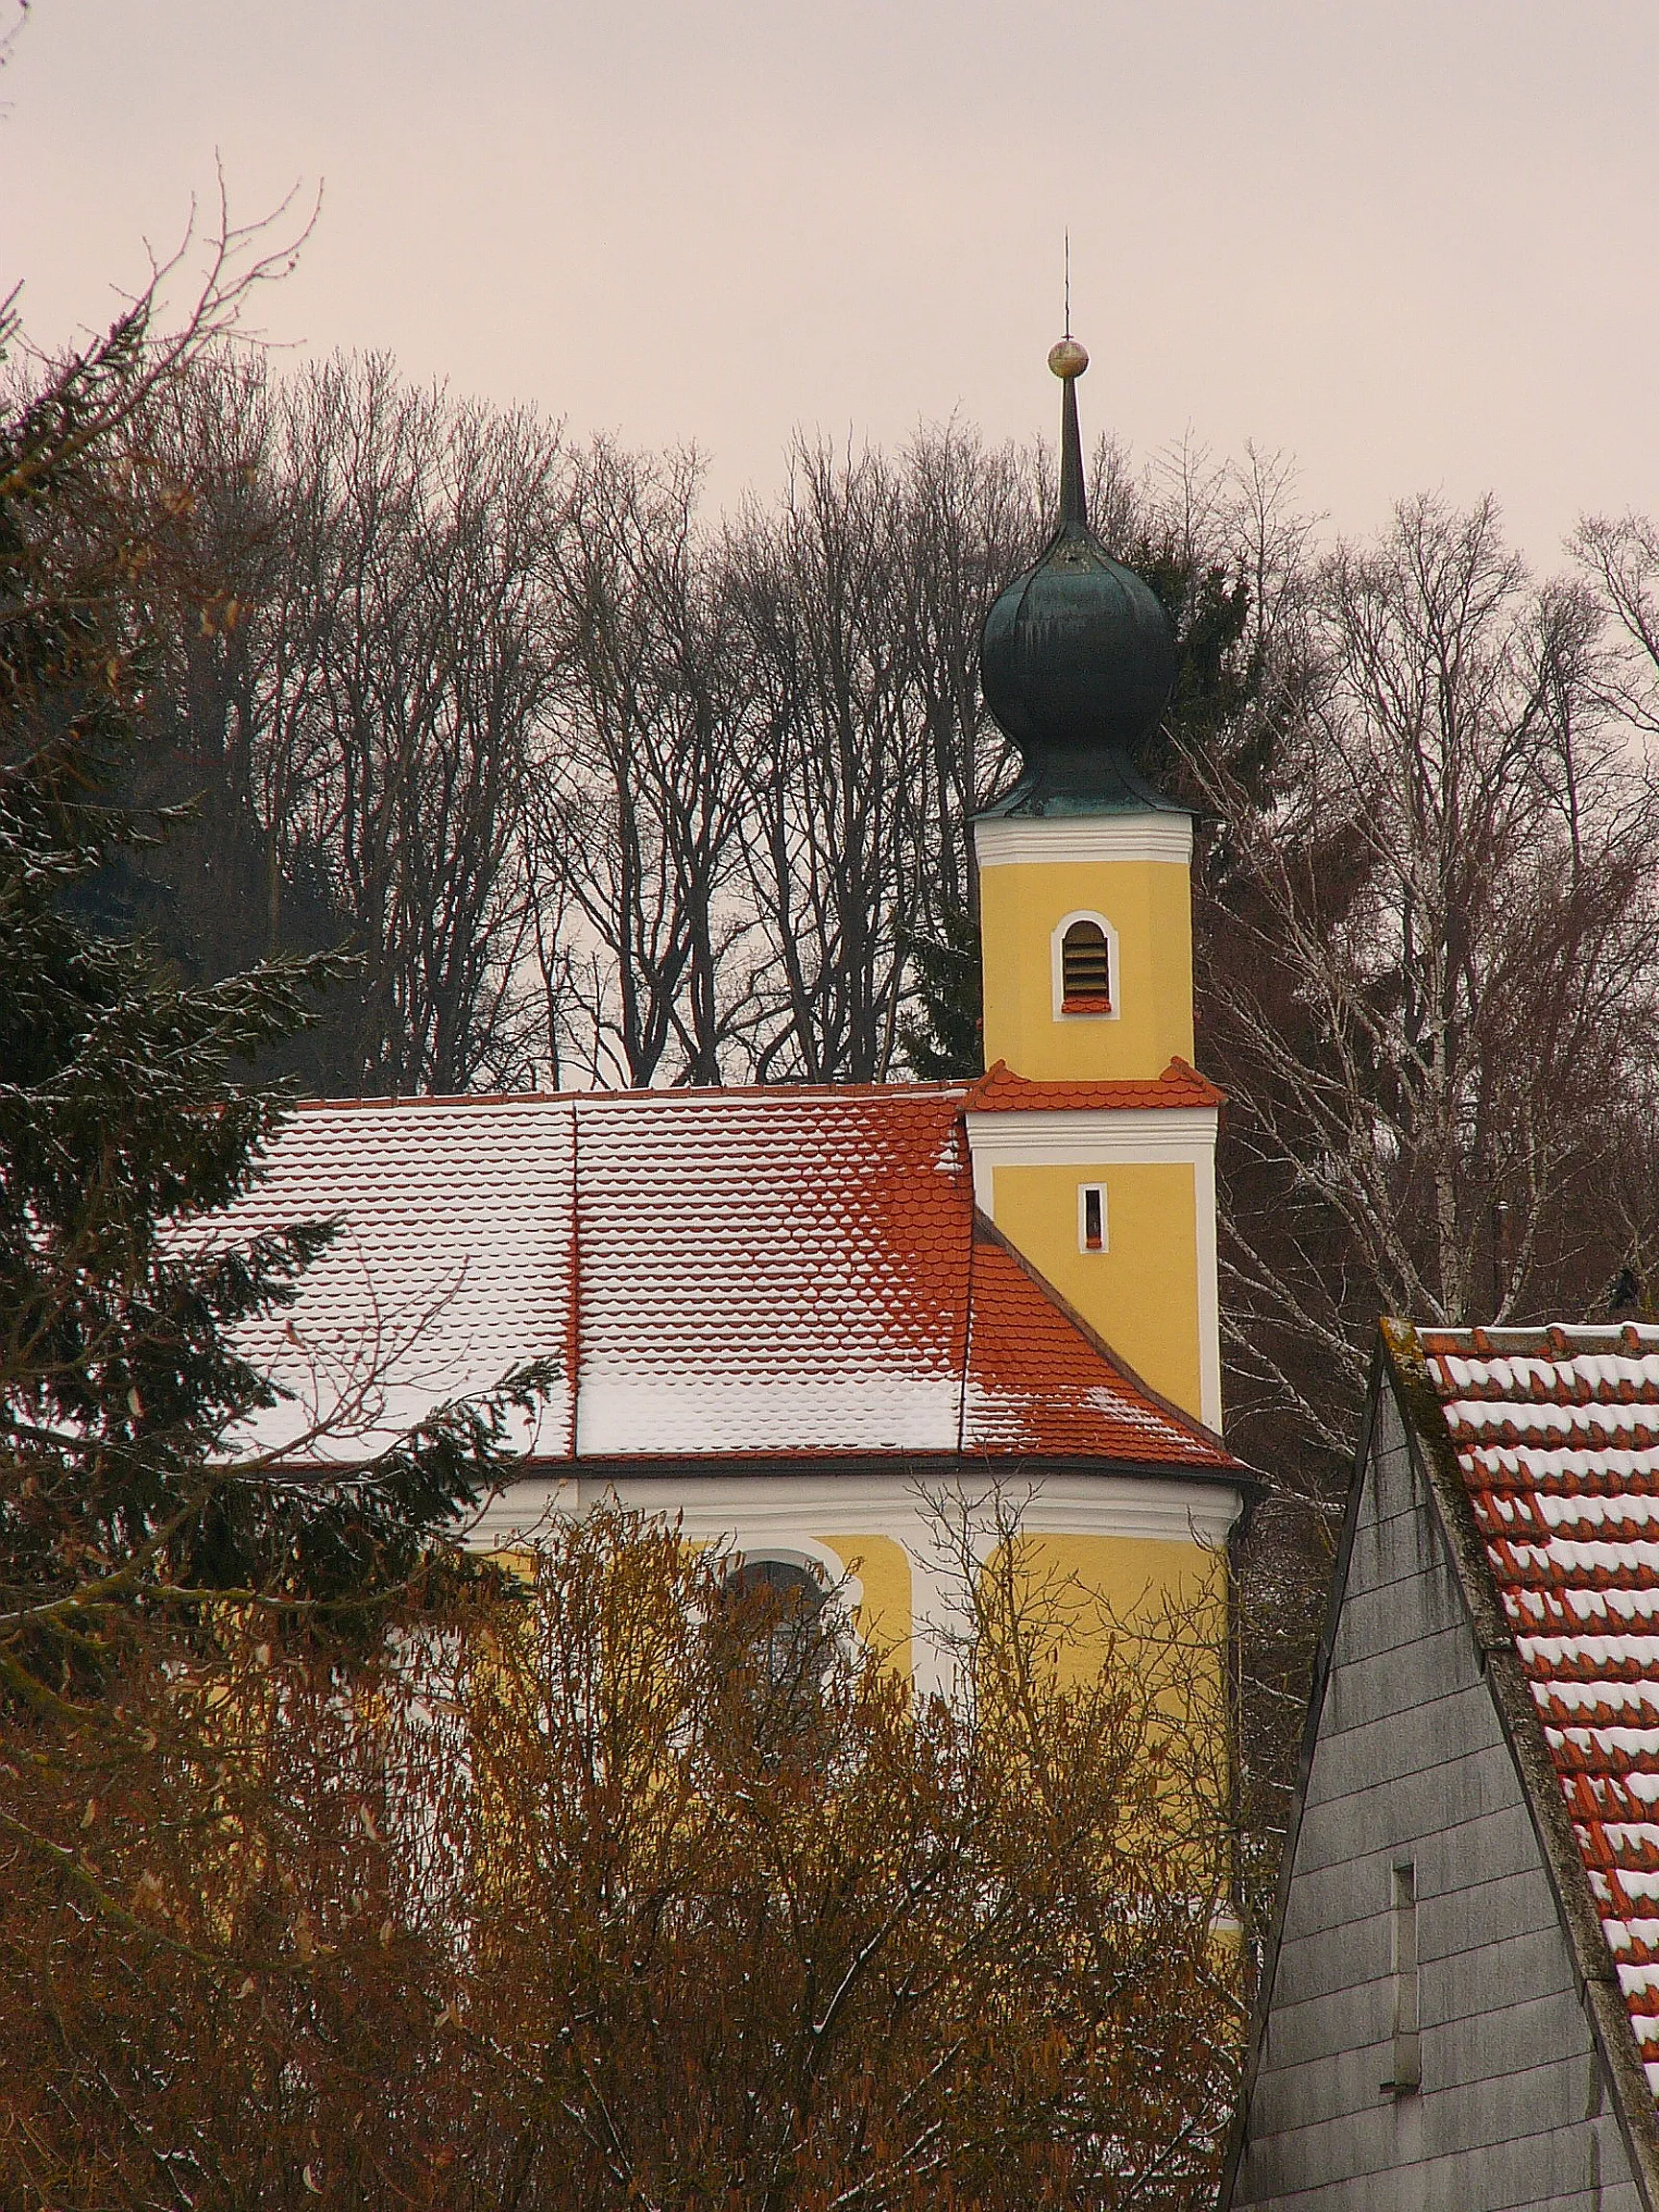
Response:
[472,1467,1242,1554]
[974,815,1193,868]
[965,1106,1218,1167]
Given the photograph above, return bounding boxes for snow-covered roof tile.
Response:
[216,1086,1236,1475]
[1417,1321,1659,2099]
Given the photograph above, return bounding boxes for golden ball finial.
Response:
[1047,335,1089,379]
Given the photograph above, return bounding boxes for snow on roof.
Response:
[964,1055,1223,1112]
[1415,1321,1659,2096]
[217,1085,1235,1476]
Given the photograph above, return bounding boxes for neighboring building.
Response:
[219,335,1246,1684]
[1224,1319,1659,2211]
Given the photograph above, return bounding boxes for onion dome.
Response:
[980,336,1182,814]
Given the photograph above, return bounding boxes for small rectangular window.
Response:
[1078,1184,1107,1254]
[1384,1861,1421,2095]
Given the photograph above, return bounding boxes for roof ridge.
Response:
[288,1081,972,1113]
[1422,1321,1659,1353]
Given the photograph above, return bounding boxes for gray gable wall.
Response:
[1227,1383,1643,2210]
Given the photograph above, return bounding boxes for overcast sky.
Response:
[4,1,1656,566]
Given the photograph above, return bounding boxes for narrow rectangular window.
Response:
[1386,1861,1421,2095]
[1079,1184,1107,1254]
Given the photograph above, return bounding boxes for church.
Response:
[221,336,1247,1692]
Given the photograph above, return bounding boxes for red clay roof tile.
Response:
[1417,1323,1659,2097]
[218,1086,1235,1476]
[963,1056,1224,1113]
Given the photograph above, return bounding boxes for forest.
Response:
[88,331,1659,1505]
[8,233,1659,2201]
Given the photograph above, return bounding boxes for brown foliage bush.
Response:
[1,1508,1239,2212]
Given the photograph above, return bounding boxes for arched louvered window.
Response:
[1060,919,1112,1013]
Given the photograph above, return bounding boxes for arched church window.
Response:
[1060,919,1112,1013]
[711,1555,830,1704]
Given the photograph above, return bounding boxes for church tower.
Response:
[966,335,1222,1431]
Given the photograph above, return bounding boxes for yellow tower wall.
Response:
[975,816,1195,1083]
[969,809,1222,1432]
[982,1157,1206,1419]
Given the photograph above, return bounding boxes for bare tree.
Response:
[1575,509,1659,740]
[132,353,567,1093]
[2,1504,1241,2211]
[891,424,1044,926]
[108,349,360,1099]
[1191,494,1659,1465]
[728,436,934,1082]
[289,360,563,1090]
[532,439,756,1086]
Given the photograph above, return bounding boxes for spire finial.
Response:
[1049,231,1087,376]
[1047,232,1090,530]
[978,292,1181,811]
[1046,276,1090,534]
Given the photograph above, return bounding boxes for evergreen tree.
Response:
[898,892,983,1079]
[0,301,543,1698]
[1133,541,1270,805]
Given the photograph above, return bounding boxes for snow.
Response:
[1503,1538,1659,1575]
[204,1088,1230,1471]
[1530,1679,1659,1718]
[1547,1725,1659,1761]
[1467,1449,1659,1491]
[1533,1492,1659,1530]
[1597,1823,1659,1860]
[1594,1868,1659,1904]
[1425,1323,1659,2103]
[574,1377,962,1456]
[1448,1399,1659,1442]
[1440,1344,1659,1400]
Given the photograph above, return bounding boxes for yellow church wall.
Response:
[804,1525,1228,1729]
[812,1531,912,1679]
[477,1477,1242,1716]
[977,854,1194,1083]
[973,1539,1238,1885]
[983,1529,1233,1863]
[989,1527,1227,1690]
[989,1158,1203,1418]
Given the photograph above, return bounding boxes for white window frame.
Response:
[723,1542,863,1621]
[1050,909,1119,1022]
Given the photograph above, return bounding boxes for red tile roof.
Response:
[1414,1322,1659,2096]
[964,1056,1224,1112]
[220,1086,1235,1476]
[965,1221,1226,1461]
